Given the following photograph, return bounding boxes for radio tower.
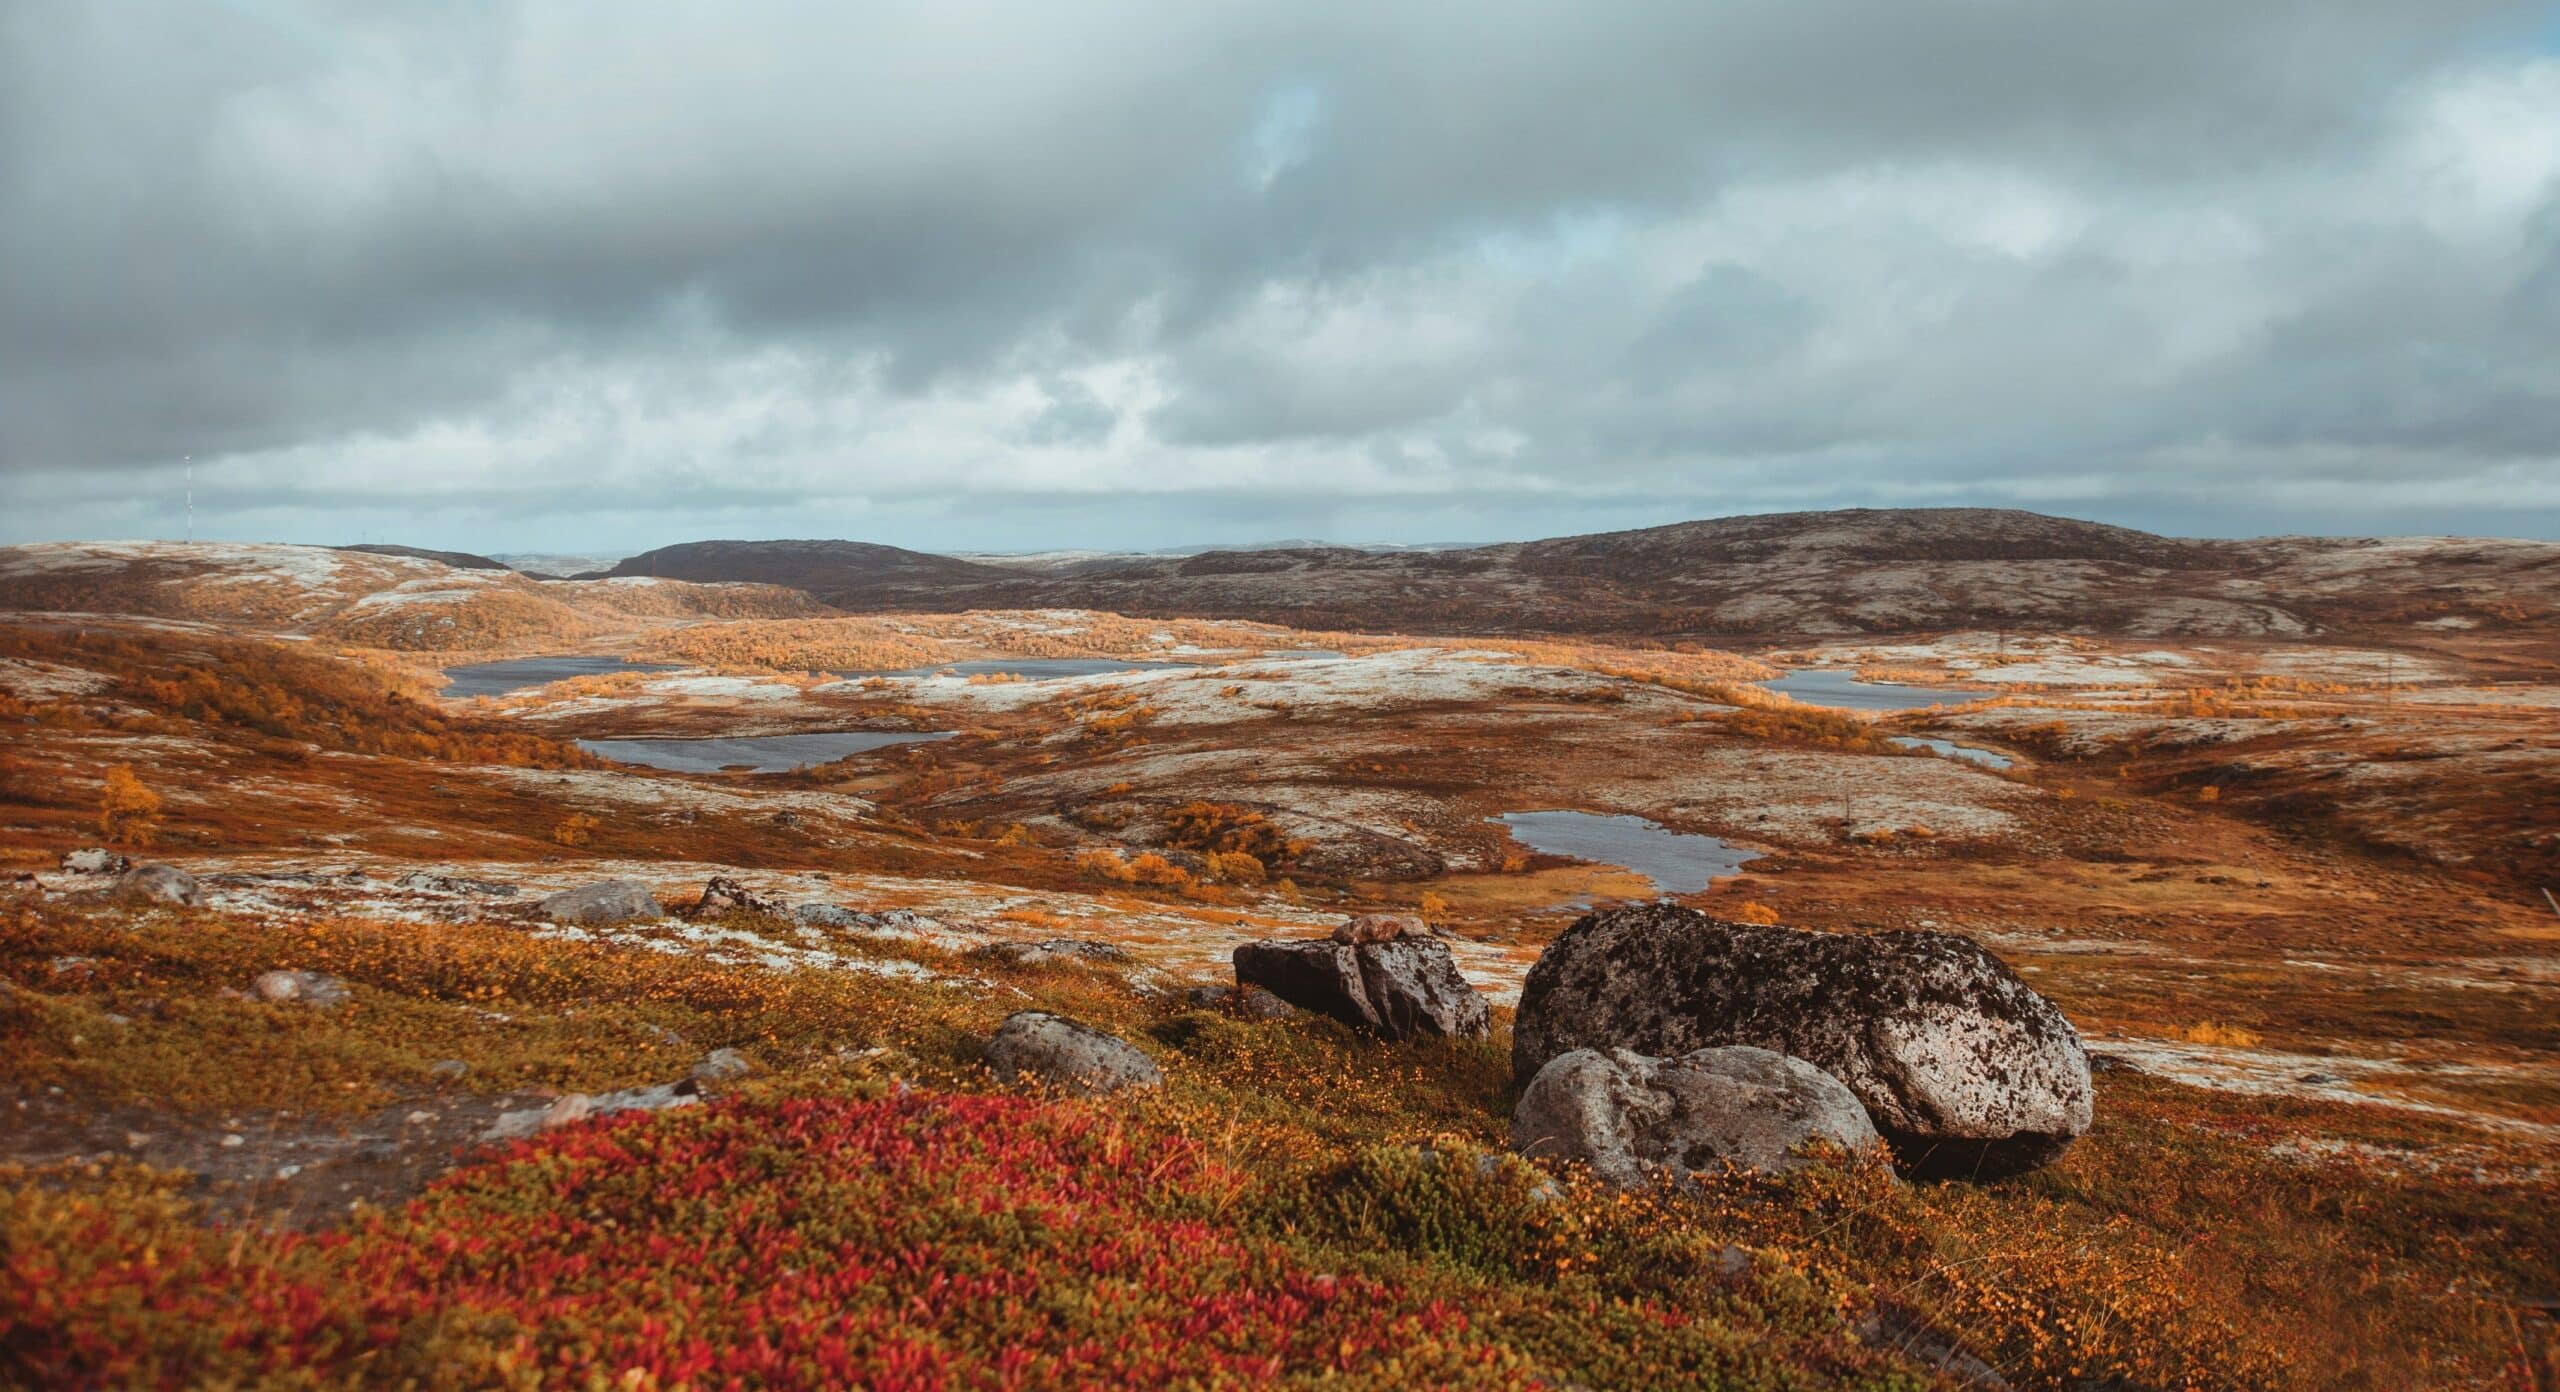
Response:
[185,456,193,544]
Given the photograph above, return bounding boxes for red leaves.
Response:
[5,1092,1482,1389]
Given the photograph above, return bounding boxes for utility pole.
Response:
[185,456,193,544]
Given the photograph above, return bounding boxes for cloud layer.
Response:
[6,1,2558,549]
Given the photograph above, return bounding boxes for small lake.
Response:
[1888,735,2014,770]
[1757,669,1977,712]
[442,656,681,700]
[1492,810,1758,898]
[576,730,953,774]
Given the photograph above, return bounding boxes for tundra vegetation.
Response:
[1,530,2555,1389]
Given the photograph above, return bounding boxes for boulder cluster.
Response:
[1513,904,2094,1182]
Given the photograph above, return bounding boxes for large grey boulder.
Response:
[539,878,663,926]
[1233,934,1489,1040]
[1513,905,2092,1177]
[983,1011,1163,1096]
[112,863,200,907]
[1513,1046,1887,1188]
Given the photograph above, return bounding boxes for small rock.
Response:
[1233,934,1489,1040]
[983,1011,1164,1096]
[2298,1072,2341,1086]
[2086,1052,2141,1076]
[1183,984,1301,1021]
[112,864,201,907]
[973,938,1130,966]
[683,875,782,920]
[252,969,351,1009]
[1332,913,1427,945]
[692,1048,752,1084]
[405,1110,437,1126]
[274,1164,302,1180]
[220,1133,245,1148]
[1512,1046,1890,1188]
[428,1059,470,1081]
[791,903,869,929]
[61,848,130,876]
[538,879,662,926]
[124,1130,151,1149]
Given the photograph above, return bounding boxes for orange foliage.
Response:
[97,766,161,847]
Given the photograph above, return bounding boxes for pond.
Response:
[1491,810,1758,898]
[1888,735,2014,770]
[1756,668,1978,712]
[441,656,681,700]
[575,730,953,774]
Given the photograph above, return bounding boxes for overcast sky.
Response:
[6,1,2559,554]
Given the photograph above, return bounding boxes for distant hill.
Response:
[337,543,511,571]
[603,539,1017,600]
[584,509,2560,646]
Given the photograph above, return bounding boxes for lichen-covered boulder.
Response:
[983,1011,1163,1096]
[539,878,662,926]
[1513,905,2091,1176]
[1513,1046,1887,1187]
[112,863,200,907]
[1233,935,1489,1040]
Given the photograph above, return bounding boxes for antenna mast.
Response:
[185,456,193,544]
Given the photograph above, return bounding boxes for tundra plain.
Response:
[3,517,2556,1389]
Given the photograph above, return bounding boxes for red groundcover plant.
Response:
[4,1091,1523,1389]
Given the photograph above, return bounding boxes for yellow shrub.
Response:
[98,765,162,847]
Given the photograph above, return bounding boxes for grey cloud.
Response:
[3,0,2557,545]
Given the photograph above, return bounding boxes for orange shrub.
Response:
[97,765,161,847]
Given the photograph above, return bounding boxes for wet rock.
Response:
[983,1011,1164,1096]
[538,878,662,926]
[691,1048,752,1084]
[1512,1046,1888,1188]
[61,848,129,875]
[1184,983,1302,1021]
[1333,912,1427,945]
[1513,905,2092,1177]
[252,970,351,1009]
[1233,935,1489,1040]
[112,863,200,906]
[683,875,781,920]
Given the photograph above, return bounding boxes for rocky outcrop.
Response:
[1512,1046,1887,1188]
[1513,905,2092,1176]
[539,879,662,926]
[682,875,780,920]
[61,848,129,876]
[1233,934,1488,1040]
[113,864,200,907]
[983,1012,1163,1096]
[691,1048,752,1084]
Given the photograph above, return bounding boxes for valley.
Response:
[3,512,2556,1389]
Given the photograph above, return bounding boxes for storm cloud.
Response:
[5,0,2558,550]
